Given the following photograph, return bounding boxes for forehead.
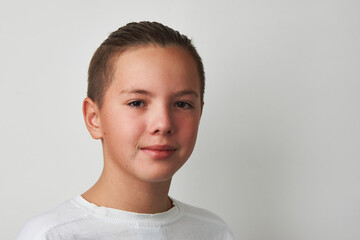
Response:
[109,45,200,94]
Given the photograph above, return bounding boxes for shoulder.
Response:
[15,196,89,240]
[173,199,235,239]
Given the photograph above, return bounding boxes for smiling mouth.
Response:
[140,145,177,159]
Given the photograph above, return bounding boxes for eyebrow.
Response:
[173,90,199,98]
[120,89,199,98]
[120,89,152,96]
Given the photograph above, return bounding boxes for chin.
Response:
[138,168,179,183]
[135,157,187,183]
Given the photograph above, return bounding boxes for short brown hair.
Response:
[87,21,205,108]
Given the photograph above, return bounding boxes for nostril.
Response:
[152,127,173,135]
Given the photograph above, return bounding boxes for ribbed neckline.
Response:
[71,195,183,227]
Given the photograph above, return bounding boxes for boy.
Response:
[16,21,235,240]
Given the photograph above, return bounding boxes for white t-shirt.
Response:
[15,195,235,240]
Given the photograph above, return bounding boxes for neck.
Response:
[82,166,173,214]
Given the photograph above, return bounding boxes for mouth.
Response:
[140,145,177,159]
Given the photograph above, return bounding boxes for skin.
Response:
[82,45,203,214]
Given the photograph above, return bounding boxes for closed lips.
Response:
[140,145,176,151]
[140,145,177,159]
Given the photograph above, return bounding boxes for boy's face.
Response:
[95,45,202,183]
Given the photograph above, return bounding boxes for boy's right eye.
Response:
[127,100,145,108]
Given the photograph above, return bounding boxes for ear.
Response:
[83,97,102,140]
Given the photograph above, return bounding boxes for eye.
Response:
[128,100,145,108]
[175,101,193,109]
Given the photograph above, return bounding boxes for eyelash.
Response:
[127,100,145,108]
[175,101,193,109]
[127,100,193,109]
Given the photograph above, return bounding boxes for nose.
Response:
[148,104,174,135]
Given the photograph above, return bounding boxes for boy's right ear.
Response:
[82,97,102,140]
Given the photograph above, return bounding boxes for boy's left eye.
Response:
[175,101,193,109]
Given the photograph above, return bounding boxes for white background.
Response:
[1,0,359,239]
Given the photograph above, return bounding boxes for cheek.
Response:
[118,117,145,140]
[177,117,200,142]
[103,113,145,144]
[176,117,200,163]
